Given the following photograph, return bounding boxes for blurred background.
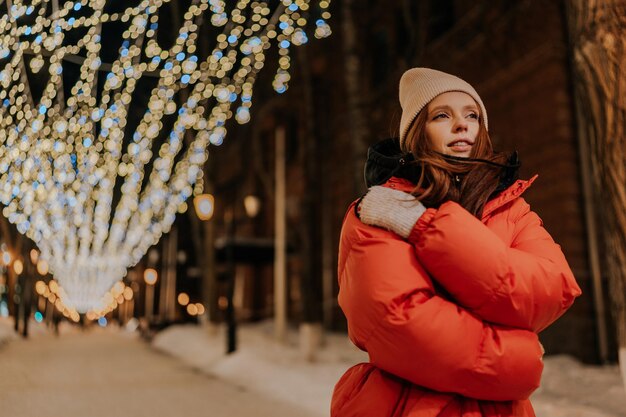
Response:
[0,0,625,416]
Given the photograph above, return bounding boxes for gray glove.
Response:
[358,186,426,238]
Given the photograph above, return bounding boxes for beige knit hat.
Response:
[398,68,488,150]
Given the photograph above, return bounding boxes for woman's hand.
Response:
[358,186,426,238]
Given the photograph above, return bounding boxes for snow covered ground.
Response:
[152,321,626,417]
[1,317,624,416]
[152,321,367,417]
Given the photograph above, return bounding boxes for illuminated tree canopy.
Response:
[0,0,331,315]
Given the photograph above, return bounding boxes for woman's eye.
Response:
[433,113,448,120]
[467,113,479,120]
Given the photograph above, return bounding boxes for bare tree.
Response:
[566,0,626,385]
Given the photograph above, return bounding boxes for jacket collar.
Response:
[482,174,537,218]
[385,174,538,220]
[364,138,521,192]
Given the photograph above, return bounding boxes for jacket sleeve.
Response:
[408,198,581,333]
[339,220,543,402]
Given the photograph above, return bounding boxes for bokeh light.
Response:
[0,0,333,313]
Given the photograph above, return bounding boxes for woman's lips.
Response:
[447,140,473,153]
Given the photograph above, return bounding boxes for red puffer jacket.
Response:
[331,176,582,417]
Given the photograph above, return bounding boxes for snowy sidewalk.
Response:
[152,321,626,417]
[152,321,368,417]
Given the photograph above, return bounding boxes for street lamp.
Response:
[143,268,158,322]
[144,268,158,285]
[243,195,261,218]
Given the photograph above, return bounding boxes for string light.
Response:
[0,0,332,312]
[35,279,81,322]
[13,258,23,274]
[35,277,135,321]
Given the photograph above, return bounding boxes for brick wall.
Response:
[412,0,599,362]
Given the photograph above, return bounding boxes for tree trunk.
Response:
[565,0,626,383]
[341,0,368,195]
[295,45,323,360]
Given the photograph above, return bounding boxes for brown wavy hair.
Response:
[402,105,510,218]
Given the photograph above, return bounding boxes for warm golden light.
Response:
[36,260,49,276]
[103,293,114,305]
[70,311,80,322]
[0,0,333,314]
[195,303,205,315]
[193,194,215,221]
[186,303,198,316]
[111,281,125,297]
[123,287,134,301]
[144,268,158,285]
[177,292,190,306]
[13,259,23,275]
[243,195,261,218]
[35,281,46,295]
[29,249,39,264]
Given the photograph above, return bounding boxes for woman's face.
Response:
[424,91,480,158]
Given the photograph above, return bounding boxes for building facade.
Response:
[207,0,612,363]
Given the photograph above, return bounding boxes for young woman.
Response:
[331,68,581,417]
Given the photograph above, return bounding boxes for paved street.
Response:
[0,327,318,417]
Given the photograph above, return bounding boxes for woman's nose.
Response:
[453,117,468,131]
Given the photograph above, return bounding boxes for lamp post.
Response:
[194,192,219,326]
[223,208,237,354]
[7,248,34,338]
[143,268,158,323]
[194,192,262,354]
[225,193,262,354]
[1,249,21,334]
